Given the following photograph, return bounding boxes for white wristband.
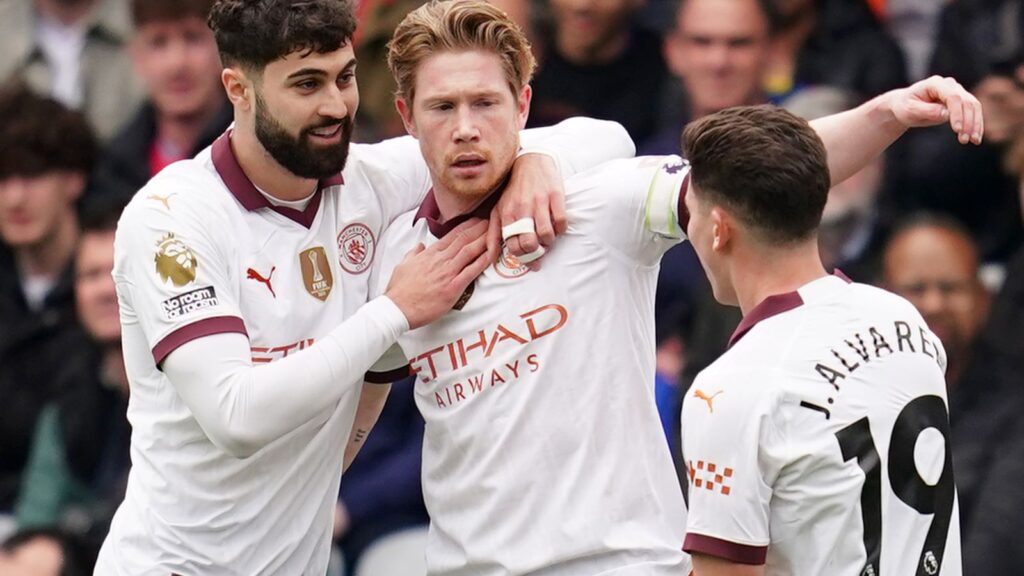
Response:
[501,217,536,240]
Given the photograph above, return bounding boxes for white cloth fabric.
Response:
[681,275,962,575]
[369,156,692,576]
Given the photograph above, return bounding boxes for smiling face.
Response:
[666,0,770,117]
[245,44,359,179]
[396,49,529,208]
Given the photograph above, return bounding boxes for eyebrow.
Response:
[286,59,357,81]
[421,89,507,105]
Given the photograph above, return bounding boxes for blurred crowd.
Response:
[0,0,1021,574]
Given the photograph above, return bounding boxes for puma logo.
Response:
[694,389,723,413]
[147,192,176,210]
[246,266,276,298]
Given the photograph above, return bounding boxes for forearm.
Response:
[810,91,905,186]
[343,382,392,472]
[163,297,408,458]
[520,117,635,176]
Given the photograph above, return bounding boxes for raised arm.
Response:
[499,117,636,258]
[811,76,984,186]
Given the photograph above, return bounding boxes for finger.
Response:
[449,232,489,272]
[534,207,556,248]
[532,192,557,247]
[486,211,502,258]
[969,93,985,144]
[550,189,568,237]
[451,247,493,289]
[437,219,489,255]
[402,243,426,262]
[950,80,976,144]
[508,232,540,256]
[943,90,967,143]
[433,218,486,251]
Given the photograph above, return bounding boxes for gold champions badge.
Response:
[300,246,333,301]
[155,232,198,287]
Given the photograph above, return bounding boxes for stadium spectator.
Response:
[643,0,773,155]
[14,194,131,555]
[92,0,230,202]
[0,0,142,141]
[883,215,990,390]
[764,0,906,101]
[528,0,668,143]
[0,84,97,520]
[335,376,428,576]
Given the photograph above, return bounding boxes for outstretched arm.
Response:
[812,76,984,186]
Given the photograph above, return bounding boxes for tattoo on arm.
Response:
[353,429,368,444]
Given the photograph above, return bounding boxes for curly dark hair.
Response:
[208,0,358,71]
[0,83,97,180]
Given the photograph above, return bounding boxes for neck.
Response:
[36,0,95,26]
[156,101,222,157]
[231,124,317,202]
[16,213,78,281]
[556,30,629,66]
[732,239,827,316]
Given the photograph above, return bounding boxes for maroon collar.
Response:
[413,182,506,238]
[727,270,852,348]
[211,131,344,229]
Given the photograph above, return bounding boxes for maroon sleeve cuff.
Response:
[365,365,411,384]
[683,533,767,565]
[677,172,690,231]
[152,316,248,365]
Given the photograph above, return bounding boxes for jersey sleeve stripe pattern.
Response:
[643,160,690,238]
[683,533,768,565]
[152,315,248,365]
[364,365,411,384]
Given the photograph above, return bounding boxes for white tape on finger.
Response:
[501,217,535,241]
[516,245,546,264]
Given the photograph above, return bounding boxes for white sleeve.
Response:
[569,155,690,265]
[680,368,786,565]
[162,296,409,458]
[518,117,635,177]
[364,219,411,382]
[113,178,244,365]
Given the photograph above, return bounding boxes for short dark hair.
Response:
[682,104,830,244]
[675,0,780,35]
[0,83,97,180]
[207,0,358,71]
[132,0,214,27]
[78,193,129,235]
[887,212,977,253]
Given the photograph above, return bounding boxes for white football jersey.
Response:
[369,156,693,576]
[681,274,962,576]
[96,133,430,576]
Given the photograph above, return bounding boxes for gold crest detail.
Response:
[154,233,198,287]
[300,246,333,301]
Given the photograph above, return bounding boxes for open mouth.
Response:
[309,124,343,139]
